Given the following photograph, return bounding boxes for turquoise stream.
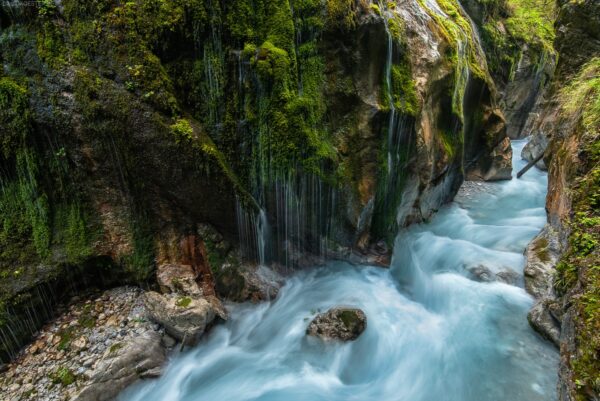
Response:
[120,140,558,401]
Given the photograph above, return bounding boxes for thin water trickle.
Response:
[256,209,271,267]
[120,140,558,401]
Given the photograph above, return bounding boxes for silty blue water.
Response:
[120,140,558,401]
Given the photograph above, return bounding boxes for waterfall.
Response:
[379,1,397,176]
[256,209,270,267]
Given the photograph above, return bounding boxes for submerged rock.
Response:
[306,307,367,342]
[144,292,217,345]
[467,265,521,285]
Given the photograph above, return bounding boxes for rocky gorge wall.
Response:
[2,0,596,400]
[0,0,519,362]
[521,0,600,400]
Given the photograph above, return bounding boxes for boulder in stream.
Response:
[306,307,367,342]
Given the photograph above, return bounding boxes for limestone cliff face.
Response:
[523,1,600,399]
[0,0,509,361]
[460,0,557,140]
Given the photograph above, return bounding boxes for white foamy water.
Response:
[120,140,557,401]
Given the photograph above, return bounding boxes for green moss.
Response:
[57,327,75,351]
[50,367,76,386]
[122,216,156,283]
[77,305,96,329]
[53,204,95,264]
[326,0,358,31]
[560,58,600,133]
[176,296,192,308]
[417,0,489,118]
[474,0,555,82]
[171,118,194,143]
[532,237,550,263]
[391,63,419,116]
[439,130,461,159]
[338,310,360,328]
[109,342,124,353]
[504,0,555,52]
[0,77,31,158]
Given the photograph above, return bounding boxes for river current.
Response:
[120,140,558,401]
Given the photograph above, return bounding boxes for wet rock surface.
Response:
[215,264,283,303]
[306,307,367,342]
[523,226,563,349]
[528,300,561,346]
[0,287,172,401]
[467,265,521,285]
[524,225,561,299]
[144,291,217,345]
[522,132,549,171]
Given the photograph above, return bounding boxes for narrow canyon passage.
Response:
[119,140,558,401]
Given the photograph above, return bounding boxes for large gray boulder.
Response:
[144,292,216,345]
[73,330,166,401]
[215,264,283,302]
[306,307,367,342]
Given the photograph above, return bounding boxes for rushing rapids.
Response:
[119,140,558,401]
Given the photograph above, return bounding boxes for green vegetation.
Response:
[57,327,75,351]
[77,304,97,329]
[339,310,360,328]
[552,58,600,399]
[176,296,192,308]
[170,118,194,143]
[50,367,76,386]
[417,0,489,117]
[560,59,600,133]
[532,237,550,263]
[0,78,31,157]
[109,342,124,353]
[391,63,419,116]
[478,0,556,82]
[326,0,359,31]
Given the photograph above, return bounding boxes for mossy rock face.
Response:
[306,307,367,342]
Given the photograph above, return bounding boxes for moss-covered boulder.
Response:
[306,307,367,342]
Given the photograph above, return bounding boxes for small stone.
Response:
[72,336,88,350]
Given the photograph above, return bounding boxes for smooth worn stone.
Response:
[306,307,367,342]
[144,291,217,344]
[72,331,166,401]
[156,263,203,297]
[467,265,494,282]
[495,268,521,285]
[528,300,561,347]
